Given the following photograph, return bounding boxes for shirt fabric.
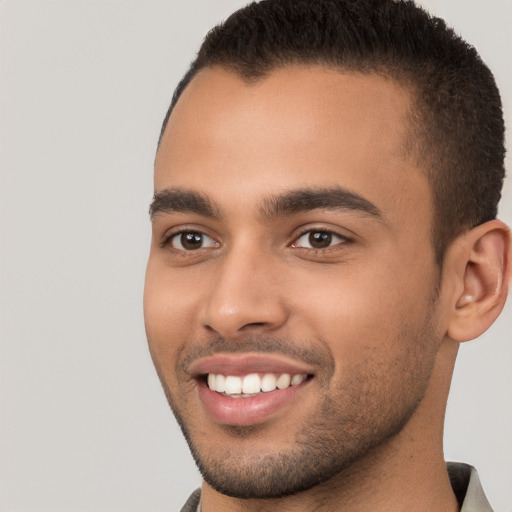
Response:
[179,462,493,512]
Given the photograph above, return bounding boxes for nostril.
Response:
[203,321,270,335]
[201,297,289,338]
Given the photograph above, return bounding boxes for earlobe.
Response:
[447,220,511,343]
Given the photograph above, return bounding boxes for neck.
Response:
[200,340,460,512]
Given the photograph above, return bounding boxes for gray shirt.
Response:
[180,462,493,512]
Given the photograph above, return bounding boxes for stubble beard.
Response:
[162,319,440,500]
[176,391,418,500]
[151,271,443,500]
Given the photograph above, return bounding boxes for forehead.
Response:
[155,66,430,230]
[158,66,413,166]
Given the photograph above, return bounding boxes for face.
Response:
[144,67,445,499]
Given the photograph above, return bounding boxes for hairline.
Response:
[158,62,458,268]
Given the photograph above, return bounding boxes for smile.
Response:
[207,372,308,397]
[190,354,315,425]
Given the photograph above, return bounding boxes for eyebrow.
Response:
[149,188,219,219]
[149,186,383,222]
[260,187,383,221]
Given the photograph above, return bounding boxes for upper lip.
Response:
[188,353,316,378]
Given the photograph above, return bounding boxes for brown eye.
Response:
[292,230,347,250]
[170,231,217,251]
[309,231,332,248]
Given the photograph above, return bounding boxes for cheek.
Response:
[143,261,197,368]
[288,261,435,360]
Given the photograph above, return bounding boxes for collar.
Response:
[447,462,493,511]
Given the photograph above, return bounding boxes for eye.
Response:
[291,230,348,250]
[168,231,218,251]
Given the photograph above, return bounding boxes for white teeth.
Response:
[215,374,226,393]
[207,372,308,396]
[276,373,291,389]
[291,374,306,386]
[242,373,261,394]
[224,376,242,395]
[261,373,277,392]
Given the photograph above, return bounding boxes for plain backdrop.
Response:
[0,1,510,511]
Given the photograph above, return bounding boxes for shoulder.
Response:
[179,488,201,512]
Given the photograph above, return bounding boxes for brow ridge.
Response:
[149,186,383,223]
[149,188,219,219]
[260,187,383,220]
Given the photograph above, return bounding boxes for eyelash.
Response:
[159,229,217,250]
[290,227,352,251]
[159,227,352,253]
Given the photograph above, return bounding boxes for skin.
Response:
[144,66,511,511]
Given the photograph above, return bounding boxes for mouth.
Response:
[190,354,315,426]
[206,372,309,397]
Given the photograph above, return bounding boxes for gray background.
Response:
[0,1,510,510]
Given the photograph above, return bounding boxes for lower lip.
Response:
[197,379,310,426]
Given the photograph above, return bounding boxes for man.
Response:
[143,0,511,510]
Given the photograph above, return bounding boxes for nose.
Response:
[200,244,288,339]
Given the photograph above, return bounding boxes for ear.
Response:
[446,220,511,343]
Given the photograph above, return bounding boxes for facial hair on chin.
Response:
[156,312,440,500]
